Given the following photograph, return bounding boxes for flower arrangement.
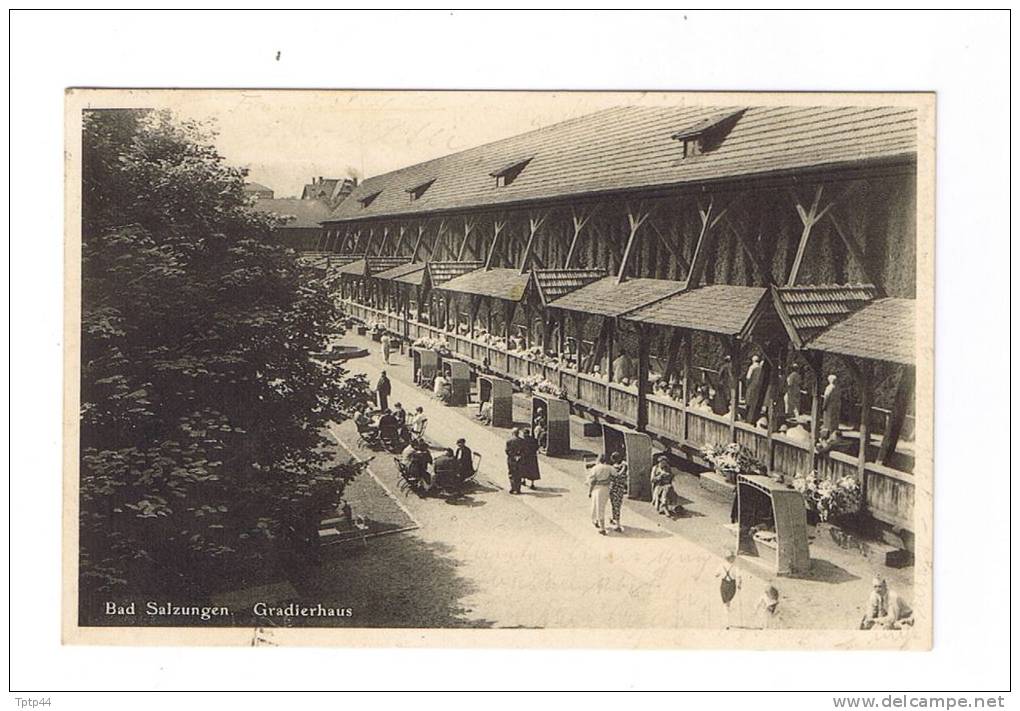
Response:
[412,336,451,355]
[518,374,567,400]
[701,443,766,483]
[791,472,861,522]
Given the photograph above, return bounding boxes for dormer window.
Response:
[358,190,381,208]
[489,157,532,187]
[406,179,435,202]
[671,108,745,160]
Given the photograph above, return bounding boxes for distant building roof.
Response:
[807,298,915,366]
[773,284,879,348]
[251,198,331,228]
[302,178,341,201]
[326,104,917,223]
[243,181,273,192]
[547,277,685,318]
[623,285,768,337]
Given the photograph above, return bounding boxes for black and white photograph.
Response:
[65,89,933,648]
[8,8,1013,701]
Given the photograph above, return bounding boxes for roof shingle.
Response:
[774,284,878,346]
[436,268,532,301]
[807,298,915,365]
[373,261,427,282]
[532,268,607,305]
[547,277,685,318]
[427,261,484,287]
[326,105,917,223]
[623,285,767,336]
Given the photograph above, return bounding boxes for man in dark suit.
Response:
[505,429,524,494]
[376,371,392,411]
[454,438,474,483]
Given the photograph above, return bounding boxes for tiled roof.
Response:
[436,268,531,302]
[251,198,331,228]
[774,284,879,347]
[427,261,484,287]
[302,179,340,200]
[326,105,917,223]
[547,277,685,318]
[365,256,412,275]
[532,268,607,305]
[374,261,427,282]
[807,298,915,365]
[623,285,768,336]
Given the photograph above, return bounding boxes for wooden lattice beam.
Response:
[410,223,426,261]
[457,217,477,262]
[485,218,506,270]
[565,205,596,268]
[519,211,548,273]
[616,203,652,284]
[685,198,729,289]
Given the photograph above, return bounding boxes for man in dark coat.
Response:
[454,438,474,483]
[505,429,524,494]
[375,370,391,411]
[519,428,541,490]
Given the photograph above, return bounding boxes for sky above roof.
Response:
[174,91,632,198]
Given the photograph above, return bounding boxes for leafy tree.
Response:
[79,110,369,604]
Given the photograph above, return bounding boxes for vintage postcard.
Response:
[63,89,934,649]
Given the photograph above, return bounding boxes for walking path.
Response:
[324,332,909,630]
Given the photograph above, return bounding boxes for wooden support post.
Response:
[661,329,683,382]
[856,360,873,511]
[485,219,506,270]
[637,323,650,432]
[727,338,740,443]
[556,310,566,357]
[787,185,843,286]
[431,220,448,262]
[616,204,651,284]
[376,226,390,256]
[565,206,595,268]
[392,225,407,256]
[410,224,426,261]
[457,218,476,262]
[721,213,775,286]
[503,301,514,373]
[680,331,691,443]
[878,366,914,466]
[519,212,547,273]
[685,199,729,288]
[469,296,481,339]
[807,351,824,468]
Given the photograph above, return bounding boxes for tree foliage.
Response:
[79,110,370,600]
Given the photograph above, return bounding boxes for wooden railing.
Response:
[607,384,639,425]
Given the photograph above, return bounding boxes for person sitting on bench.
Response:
[431,447,459,490]
[402,438,432,484]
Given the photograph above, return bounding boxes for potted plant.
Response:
[701,443,766,485]
[791,471,862,524]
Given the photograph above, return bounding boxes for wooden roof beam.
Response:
[519,211,548,273]
[616,203,651,284]
[392,225,408,256]
[484,218,506,270]
[786,183,861,286]
[684,198,729,289]
[457,217,477,262]
[410,223,426,261]
[565,206,596,268]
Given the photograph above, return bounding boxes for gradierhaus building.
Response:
[320,104,920,542]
